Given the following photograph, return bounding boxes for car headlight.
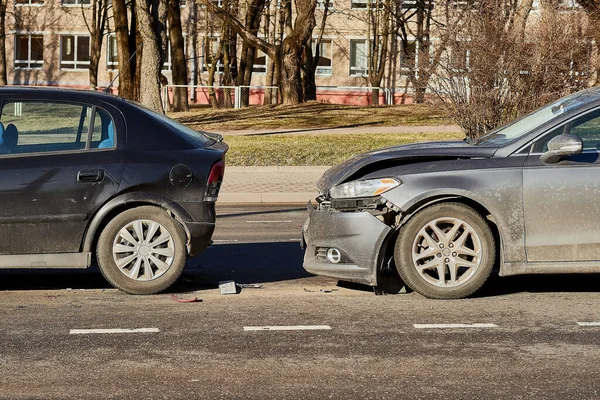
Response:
[329,178,401,199]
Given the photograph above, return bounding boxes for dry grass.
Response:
[224,132,464,166]
[171,101,451,132]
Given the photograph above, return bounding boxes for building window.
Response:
[202,37,225,73]
[60,35,90,70]
[61,0,91,5]
[107,34,118,69]
[350,0,382,8]
[349,39,367,76]
[253,50,267,73]
[450,44,469,71]
[15,34,44,69]
[15,0,44,5]
[400,40,416,70]
[312,39,332,75]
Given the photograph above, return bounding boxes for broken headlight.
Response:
[329,178,401,199]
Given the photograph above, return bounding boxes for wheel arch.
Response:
[378,194,504,281]
[81,192,193,256]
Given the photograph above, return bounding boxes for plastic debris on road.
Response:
[219,280,237,295]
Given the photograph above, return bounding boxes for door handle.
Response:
[77,169,104,183]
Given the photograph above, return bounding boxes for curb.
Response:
[219,192,316,204]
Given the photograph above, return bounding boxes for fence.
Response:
[162,85,408,110]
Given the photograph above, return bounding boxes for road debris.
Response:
[219,281,238,295]
[238,283,263,289]
[171,294,202,303]
[304,288,339,293]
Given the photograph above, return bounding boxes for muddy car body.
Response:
[302,87,600,299]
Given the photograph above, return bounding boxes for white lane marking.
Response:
[213,239,239,242]
[413,323,498,329]
[244,325,331,331]
[577,322,600,327]
[246,220,293,223]
[70,328,160,335]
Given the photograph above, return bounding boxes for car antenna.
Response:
[103,44,142,94]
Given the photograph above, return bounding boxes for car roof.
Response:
[0,86,124,101]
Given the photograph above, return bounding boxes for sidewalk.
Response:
[220,166,329,204]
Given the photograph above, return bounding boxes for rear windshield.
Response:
[137,104,215,147]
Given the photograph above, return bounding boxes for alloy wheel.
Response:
[411,217,482,288]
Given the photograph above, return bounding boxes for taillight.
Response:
[205,159,225,201]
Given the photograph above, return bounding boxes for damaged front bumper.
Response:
[301,201,393,286]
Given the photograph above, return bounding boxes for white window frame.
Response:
[312,39,332,76]
[15,0,44,6]
[15,34,44,70]
[252,49,268,74]
[106,34,118,70]
[60,34,91,70]
[61,0,91,6]
[349,39,368,77]
[400,40,416,71]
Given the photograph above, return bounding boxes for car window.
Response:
[0,101,114,155]
[533,110,600,153]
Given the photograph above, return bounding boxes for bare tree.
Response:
[431,1,592,137]
[136,0,166,112]
[236,0,266,106]
[112,0,138,100]
[574,0,600,85]
[366,0,391,105]
[0,0,7,85]
[301,0,330,101]
[199,0,318,105]
[168,0,189,111]
[83,0,110,90]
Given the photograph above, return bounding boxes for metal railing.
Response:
[162,84,408,109]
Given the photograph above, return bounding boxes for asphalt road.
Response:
[1,205,600,399]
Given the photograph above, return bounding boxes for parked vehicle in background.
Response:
[0,87,227,294]
[302,87,600,299]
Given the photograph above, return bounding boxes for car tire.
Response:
[395,202,495,299]
[96,206,188,295]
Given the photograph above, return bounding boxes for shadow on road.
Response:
[179,242,309,291]
[2,242,600,296]
[475,272,600,298]
[0,242,308,292]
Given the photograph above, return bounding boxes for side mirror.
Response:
[540,134,583,164]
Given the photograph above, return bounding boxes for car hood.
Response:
[316,140,499,195]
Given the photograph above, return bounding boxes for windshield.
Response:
[474,87,600,146]
[135,103,216,147]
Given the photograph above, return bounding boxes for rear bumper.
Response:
[175,201,217,257]
[184,221,215,257]
[302,202,392,286]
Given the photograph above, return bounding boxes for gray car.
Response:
[302,87,600,299]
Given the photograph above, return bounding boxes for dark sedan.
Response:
[0,87,227,294]
[302,87,600,299]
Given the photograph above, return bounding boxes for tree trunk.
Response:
[168,0,189,111]
[113,0,136,99]
[0,0,8,86]
[136,0,165,113]
[85,0,107,90]
[278,0,316,105]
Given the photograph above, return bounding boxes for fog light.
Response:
[326,248,342,264]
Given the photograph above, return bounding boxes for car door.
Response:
[523,108,600,262]
[0,99,125,255]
